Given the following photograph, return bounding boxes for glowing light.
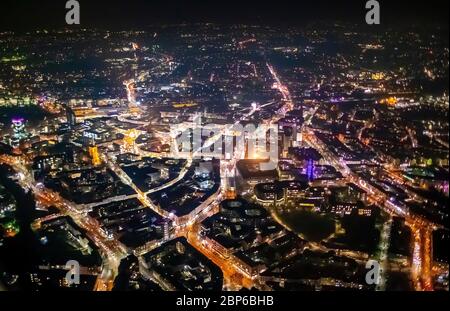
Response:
[307,158,314,181]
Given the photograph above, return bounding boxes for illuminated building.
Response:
[277,161,296,180]
[254,183,284,203]
[10,118,27,148]
[224,164,237,199]
[122,129,140,153]
[66,106,76,128]
[32,154,67,179]
[0,95,37,107]
[329,203,373,217]
[172,101,198,109]
[163,221,170,241]
[254,180,308,205]
[141,237,223,290]
[379,97,398,106]
[88,145,101,166]
[236,159,279,191]
[281,126,294,157]
[306,158,314,181]
[278,112,303,157]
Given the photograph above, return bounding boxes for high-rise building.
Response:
[289,104,304,144]
[278,108,304,156]
[163,221,170,241]
[279,121,297,157]
[306,158,315,181]
[88,145,101,166]
[225,165,237,200]
[66,107,76,128]
[10,118,27,148]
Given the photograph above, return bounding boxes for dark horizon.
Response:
[1,0,449,31]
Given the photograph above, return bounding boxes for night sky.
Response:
[0,0,449,31]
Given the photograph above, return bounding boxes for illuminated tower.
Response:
[10,118,27,148]
[224,164,237,200]
[306,158,314,181]
[66,107,76,128]
[88,145,101,166]
[163,221,170,241]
